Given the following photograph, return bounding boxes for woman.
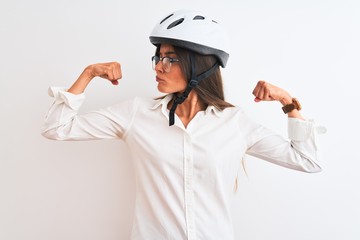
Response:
[42,10,323,240]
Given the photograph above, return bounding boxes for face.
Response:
[154,44,187,93]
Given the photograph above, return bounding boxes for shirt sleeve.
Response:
[245,117,326,173]
[41,87,138,141]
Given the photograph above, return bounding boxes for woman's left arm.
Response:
[246,80,326,173]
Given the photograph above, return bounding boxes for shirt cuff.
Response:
[288,118,327,141]
[48,87,85,110]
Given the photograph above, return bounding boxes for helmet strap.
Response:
[169,53,219,126]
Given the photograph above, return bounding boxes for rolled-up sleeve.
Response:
[42,87,137,141]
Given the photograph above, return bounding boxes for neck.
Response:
[168,91,206,127]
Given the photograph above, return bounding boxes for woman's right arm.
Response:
[42,62,135,141]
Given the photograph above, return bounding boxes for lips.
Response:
[156,76,165,82]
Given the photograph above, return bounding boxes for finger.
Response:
[104,65,115,80]
[259,81,274,101]
[264,82,278,101]
[253,80,264,96]
[107,62,120,85]
[252,81,263,98]
[102,62,120,81]
[262,85,271,100]
[112,63,121,81]
[253,80,265,100]
[114,62,122,80]
[252,86,258,98]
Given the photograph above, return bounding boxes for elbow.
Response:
[301,161,322,173]
[41,130,56,140]
[304,166,322,173]
[41,128,62,140]
[287,163,322,173]
[311,164,323,173]
[287,155,323,173]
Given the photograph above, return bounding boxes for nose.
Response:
[155,60,164,73]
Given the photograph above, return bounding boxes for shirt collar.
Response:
[150,94,221,117]
[205,105,221,117]
[150,94,173,111]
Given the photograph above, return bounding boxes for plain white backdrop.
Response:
[0,0,359,239]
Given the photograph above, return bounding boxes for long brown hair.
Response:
[156,45,234,110]
[173,46,242,190]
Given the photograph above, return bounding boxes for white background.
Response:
[0,0,359,239]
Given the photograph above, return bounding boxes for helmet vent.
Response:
[167,18,184,29]
[160,14,174,24]
[193,15,205,20]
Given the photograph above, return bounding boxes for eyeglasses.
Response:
[152,56,180,73]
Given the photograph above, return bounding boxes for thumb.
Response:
[254,97,261,102]
[111,80,119,85]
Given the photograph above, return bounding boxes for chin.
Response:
[157,84,185,94]
[157,86,171,94]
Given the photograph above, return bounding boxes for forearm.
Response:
[68,67,94,94]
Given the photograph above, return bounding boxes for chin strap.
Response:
[169,53,219,126]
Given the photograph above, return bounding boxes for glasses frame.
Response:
[152,56,180,73]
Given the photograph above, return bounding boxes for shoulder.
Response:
[109,96,168,114]
[109,96,156,108]
[219,106,261,129]
[218,105,245,117]
[134,96,165,109]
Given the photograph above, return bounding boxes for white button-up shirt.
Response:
[42,87,324,240]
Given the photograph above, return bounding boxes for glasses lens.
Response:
[151,56,173,72]
[162,57,171,72]
[152,56,159,70]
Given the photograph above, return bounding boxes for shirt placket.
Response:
[183,132,196,240]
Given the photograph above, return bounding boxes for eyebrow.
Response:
[160,51,176,56]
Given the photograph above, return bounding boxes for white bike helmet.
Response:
[149,9,230,67]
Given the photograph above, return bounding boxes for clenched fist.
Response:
[252,80,292,105]
[85,62,122,85]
